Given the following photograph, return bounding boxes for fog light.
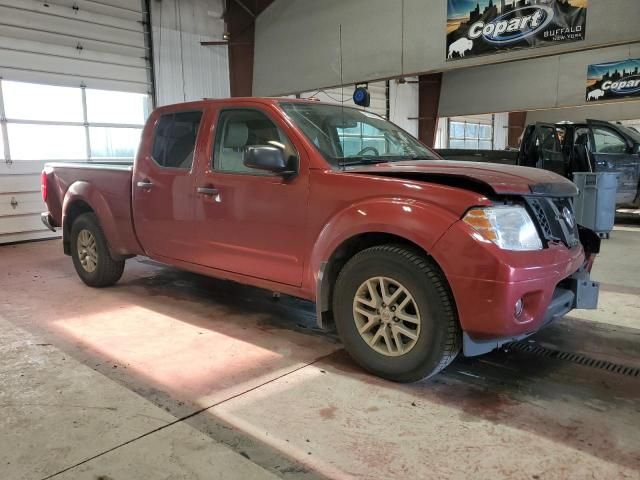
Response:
[514,298,524,318]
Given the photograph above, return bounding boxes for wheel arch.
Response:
[315,231,455,330]
[62,199,94,255]
[307,198,459,329]
[62,181,126,260]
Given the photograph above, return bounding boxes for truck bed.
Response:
[44,162,142,257]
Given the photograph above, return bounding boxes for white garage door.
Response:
[0,0,152,244]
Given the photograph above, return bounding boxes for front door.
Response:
[587,120,640,205]
[133,109,205,260]
[190,106,309,287]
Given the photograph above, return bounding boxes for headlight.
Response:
[463,206,542,251]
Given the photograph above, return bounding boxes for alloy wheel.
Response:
[352,276,421,356]
[77,229,98,273]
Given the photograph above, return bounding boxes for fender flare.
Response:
[306,197,459,327]
[62,181,125,260]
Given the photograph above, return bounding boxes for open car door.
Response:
[587,119,640,205]
[518,123,566,176]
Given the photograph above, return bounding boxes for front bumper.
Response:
[462,271,599,356]
[431,220,600,357]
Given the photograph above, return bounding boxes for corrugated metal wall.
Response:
[0,0,151,243]
[151,0,230,106]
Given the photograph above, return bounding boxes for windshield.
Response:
[280,102,437,167]
[618,124,640,144]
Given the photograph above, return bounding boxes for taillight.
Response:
[41,171,47,202]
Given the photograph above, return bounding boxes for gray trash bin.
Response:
[573,172,619,238]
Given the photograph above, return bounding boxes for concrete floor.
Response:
[1,227,639,480]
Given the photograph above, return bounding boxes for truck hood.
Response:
[344,160,578,197]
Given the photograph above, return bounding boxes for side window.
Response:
[213,109,295,174]
[151,111,203,169]
[592,127,628,154]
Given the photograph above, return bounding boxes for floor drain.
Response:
[506,341,640,378]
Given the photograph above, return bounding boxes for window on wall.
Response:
[0,80,149,162]
[448,117,493,150]
[90,127,145,159]
[336,122,389,157]
[8,124,87,160]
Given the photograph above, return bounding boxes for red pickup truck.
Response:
[41,98,600,382]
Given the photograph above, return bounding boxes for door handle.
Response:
[197,186,219,196]
[136,180,154,189]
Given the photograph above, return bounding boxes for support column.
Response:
[418,73,442,148]
[508,111,528,148]
[226,0,274,97]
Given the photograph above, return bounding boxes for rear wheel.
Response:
[333,245,461,382]
[70,213,125,287]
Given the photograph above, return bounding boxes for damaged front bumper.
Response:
[462,225,602,357]
[462,268,600,357]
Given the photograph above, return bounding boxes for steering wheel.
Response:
[356,146,380,156]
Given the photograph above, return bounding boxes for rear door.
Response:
[535,123,566,176]
[587,120,640,205]
[132,109,205,260]
[517,124,536,167]
[518,123,566,176]
[569,125,594,175]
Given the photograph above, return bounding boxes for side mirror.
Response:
[243,146,296,176]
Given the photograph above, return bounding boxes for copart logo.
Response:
[602,75,640,96]
[468,6,554,45]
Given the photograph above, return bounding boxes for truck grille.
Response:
[525,197,580,248]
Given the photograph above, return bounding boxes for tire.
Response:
[70,212,125,287]
[332,244,461,383]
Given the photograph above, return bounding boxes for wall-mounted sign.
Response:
[586,58,640,102]
[446,0,588,61]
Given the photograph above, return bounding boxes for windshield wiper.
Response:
[396,154,434,161]
[338,157,387,166]
[338,155,435,167]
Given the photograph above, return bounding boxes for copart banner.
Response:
[586,58,640,102]
[446,0,588,61]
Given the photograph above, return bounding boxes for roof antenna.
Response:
[339,23,345,170]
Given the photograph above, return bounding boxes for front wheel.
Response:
[333,245,461,382]
[70,213,125,287]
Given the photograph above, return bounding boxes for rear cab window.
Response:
[151,111,203,169]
